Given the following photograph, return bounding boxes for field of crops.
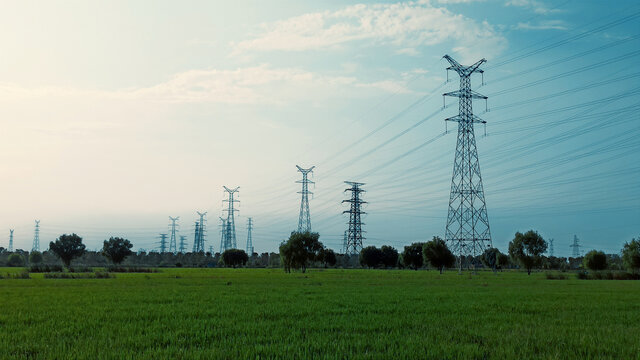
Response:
[1,268,638,359]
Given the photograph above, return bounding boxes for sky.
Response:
[1,0,638,256]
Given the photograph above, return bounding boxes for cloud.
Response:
[505,0,560,15]
[232,1,506,62]
[0,65,414,105]
[515,20,567,31]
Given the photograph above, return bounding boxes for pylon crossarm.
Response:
[443,90,487,99]
[445,114,486,124]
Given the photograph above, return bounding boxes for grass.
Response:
[0,268,638,359]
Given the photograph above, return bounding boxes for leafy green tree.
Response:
[508,230,547,275]
[102,237,133,265]
[279,232,323,273]
[497,252,510,270]
[380,245,399,268]
[29,251,43,264]
[583,250,607,271]
[222,249,248,268]
[359,246,383,268]
[402,243,425,270]
[7,253,25,267]
[49,233,86,268]
[482,247,508,272]
[621,238,640,273]
[318,248,337,268]
[423,237,455,274]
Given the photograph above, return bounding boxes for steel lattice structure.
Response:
[192,221,200,253]
[168,216,179,254]
[195,211,207,252]
[343,181,366,255]
[246,217,254,255]
[223,186,239,250]
[443,55,492,270]
[32,220,40,252]
[570,235,581,257]
[296,165,315,233]
[179,235,187,254]
[159,233,168,253]
[9,229,14,252]
[219,217,227,253]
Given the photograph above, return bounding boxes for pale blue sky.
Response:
[1,0,638,256]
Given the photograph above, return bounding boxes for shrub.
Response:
[7,254,25,267]
[29,251,44,264]
[545,272,567,280]
[29,264,64,273]
[68,266,93,273]
[583,250,607,271]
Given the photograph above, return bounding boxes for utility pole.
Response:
[192,221,200,253]
[549,238,554,257]
[246,217,254,255]
[570,235,581,258]
[223,186,239,251]
[159,233,168,253]
[32,220,40,252]
[179,235,187,254]
[343,181,366,256]
[196,211,207,252]
[169,216,179,254]
[219,217,227,253]
[296,165,315,233]
[442,54,492,272]
[9,229,14,252]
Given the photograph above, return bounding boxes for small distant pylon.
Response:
[246,217,254,255]
[32,220,41,252]
[169,216,179,254]
[343,182,366,255]
[342,230,347,254]
[192,221,200,253]
[9,229,14,252]
[219,217,227,253]
[179,235,187,254]
[296,165,315,233]
[159,233,168,253]
[195,211,207,252]
[570,235,581,258]
[223,186,239,251]
[549,238,554,257]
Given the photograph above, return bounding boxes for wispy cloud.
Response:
[505,0,561,15]
[232,1,506,62]
[515,20,567,30]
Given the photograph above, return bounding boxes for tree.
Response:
[49,233,86,268]
[497,252,510,270]
[29,251,43,264]
[222,249,249,268]
[380,246,399,268]
[279,232,323,273]
[318,248,337,268]
[7,253,25,267]
[102,237,133,265]
[508,230,547,275]
[482,247,507,272]
[583,250,608,271]
[423,237,455,274]
[621,238,640,273]
[359,246,383,268]
[402,243,425,270]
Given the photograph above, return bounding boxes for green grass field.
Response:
[1,268,638,359]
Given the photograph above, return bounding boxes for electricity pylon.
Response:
[179,235,187,254]
[192,221,199,253]
[196,211,207,252]
[169,216,179,254]
[246,217,254,255]
[9,229,14,252]
[32,220,40,252]
[342,230,347,254]
[159,233,168,253]
[296,165,315,232]
[219,217,227,253]
[442,54,492,271]
[223,186,239,251]
[343,181,366,255]
[570,235,581,257]
[549,238,554,257]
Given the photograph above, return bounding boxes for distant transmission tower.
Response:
[342,230,347,254]
[169,216,179,254]
[570,235,581,258]
[343,182,366,255]
[442,54,492,271]
[196,211,207,252]
[246,217,254,255]
[32,220,40,252]
[179,235,187,254]
[549,238,554,257]
[192,221,200,252]
[296,165,315,232]
[9,229,14,252]
[159,233,168,253]
[223,186,239,251]
[219,217,227,253]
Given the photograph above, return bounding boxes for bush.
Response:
[29,251,44,264]
[29,264,64,273]
[0,271,31,279]
[68,266,93,273]
[7,254,25,267]
[44,272,114,279]
[576,271,640,280]
[545,272,567,280]
[583,250,607,271]
[106,266,157,273]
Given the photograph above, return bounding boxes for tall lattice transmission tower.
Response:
[159,233,168,253]
[570,235,581,257]
[194,212,207,252]
[9,229,14,252]
[343,182,366,255]
[169,216,179,254]
[223,186,239,250]
[342,230,348,254]
[192,221,200,252]
[296,165,315,233]
[246,217,254,255]
[32,220,41,252]
[219,217,227,253]
[179,235,187,254]
[442,54,492,270]
[549,238,554,257]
